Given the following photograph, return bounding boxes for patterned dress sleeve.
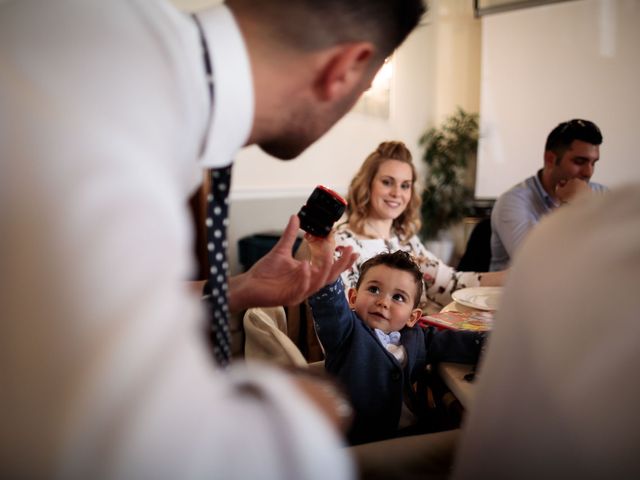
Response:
[406,236,482,309]
[334,228,366,293]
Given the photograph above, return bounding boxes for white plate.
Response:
[452,287,503,311]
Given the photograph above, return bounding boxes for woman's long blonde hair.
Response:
[346,141,422,241]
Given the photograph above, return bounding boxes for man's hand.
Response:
[305,231,355,286]
[228,215,357,312]
[556,178,590,204]
[304,231,336,270]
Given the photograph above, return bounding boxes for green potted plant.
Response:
[419,107,479,243]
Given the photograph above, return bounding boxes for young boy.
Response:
[307,239,485,445]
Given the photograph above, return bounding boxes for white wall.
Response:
[172,0,221,11]
[476,0,640,199]
[429,0,482,124]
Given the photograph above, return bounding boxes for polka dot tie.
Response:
[203,166,232,367]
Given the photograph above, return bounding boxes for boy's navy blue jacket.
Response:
[309,278,484,445]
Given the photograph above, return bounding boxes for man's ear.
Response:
[544,150,558,168]
[406,308,423,328]
[347,287,358,309]
[315,42,375,102]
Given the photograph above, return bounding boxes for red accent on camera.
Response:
[316,185,347,206]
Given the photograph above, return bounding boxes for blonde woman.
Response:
[335,141,506,314]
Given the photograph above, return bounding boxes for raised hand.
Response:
[555,177,590,204]
[305,231,356,287]
[228,215,357,311]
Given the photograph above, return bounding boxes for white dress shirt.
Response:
[0,1,353,479]
[195,4,254,168]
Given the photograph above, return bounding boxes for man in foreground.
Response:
[0,0,425,478]
[455,183,640,479]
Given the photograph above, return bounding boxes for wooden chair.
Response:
[243,306,308,367]
[285,239,326,363]
[243,305,325,373]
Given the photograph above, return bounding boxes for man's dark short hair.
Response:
[356,250,424,308]
[545,119,603,158]
[228,0,427,62]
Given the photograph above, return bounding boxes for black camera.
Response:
[297,185,347,237]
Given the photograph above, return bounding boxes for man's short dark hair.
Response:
[356,250,424,308]
[545,119,603,158]
[228,0,427,62]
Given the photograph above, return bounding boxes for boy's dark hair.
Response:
[544,119,603,160]
[356,251,424,308]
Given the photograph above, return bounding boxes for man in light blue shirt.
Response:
[490,119,606,271]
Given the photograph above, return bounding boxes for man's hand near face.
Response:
[555,177,591,204]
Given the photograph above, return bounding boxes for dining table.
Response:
[435,297,495,409]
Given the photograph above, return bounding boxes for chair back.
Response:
[457,218,492,272]
[243,306,308,368]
